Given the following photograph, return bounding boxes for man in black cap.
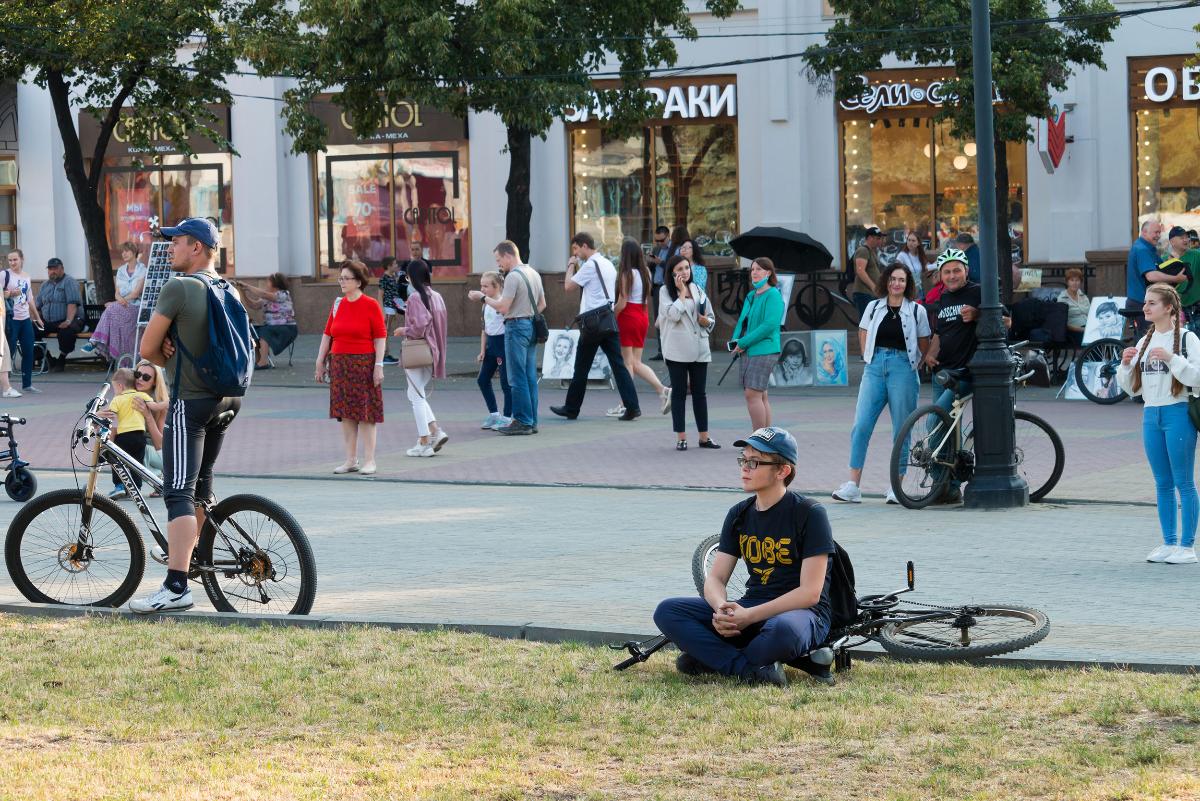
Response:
[850,227,885,316]
[34,257,83,372]
[1188,230,1199,251]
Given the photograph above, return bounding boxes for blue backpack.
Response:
[171,274,255,397]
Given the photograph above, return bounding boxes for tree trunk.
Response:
[994,132,1013,304]
[504,124,533,265]
[46,71,116,303]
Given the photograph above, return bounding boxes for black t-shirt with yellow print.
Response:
[717,492,836,626]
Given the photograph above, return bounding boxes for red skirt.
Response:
[329,352,384,423]
[617,302,650,347]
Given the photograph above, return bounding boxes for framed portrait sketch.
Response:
[540,329,611,381]
[769,331,813,387]
[1082,296,1126,345]
[774,274,795,327]
[811,330,849,386]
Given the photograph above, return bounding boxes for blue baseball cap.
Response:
[160,217,220,249]
[733,426,798,464]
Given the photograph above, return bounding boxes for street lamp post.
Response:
[964,0,1028,509]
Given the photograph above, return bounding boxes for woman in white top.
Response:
[894,232,932,300]
[611,237,669,417]
[832,263,931,504]
[87,241,146,362]
[4,249,44,393]
[657,255,719,450]
[1116,283,1200,564]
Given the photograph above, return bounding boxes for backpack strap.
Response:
[514,267,539,312]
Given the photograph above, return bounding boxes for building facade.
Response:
[5,0,1198,333]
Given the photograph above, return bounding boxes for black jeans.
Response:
[36,319,80,356]
[665,359,709,434]
[563,329,639,414]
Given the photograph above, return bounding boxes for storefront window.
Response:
[0,156,15,250]
[1134,107,1200,233]
[315,141,470,279]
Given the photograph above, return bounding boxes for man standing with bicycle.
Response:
[130,218,241,614]
[653,427,835,688]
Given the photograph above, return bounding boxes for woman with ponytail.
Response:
[1117,283,1200,564]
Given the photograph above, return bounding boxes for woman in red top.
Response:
[314,260,386,475]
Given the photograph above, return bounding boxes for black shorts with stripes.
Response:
[161,396,241,521]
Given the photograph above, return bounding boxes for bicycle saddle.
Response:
[934,368,970,392]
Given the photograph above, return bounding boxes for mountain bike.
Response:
[4,384,317,614]
[889,344,1065,508]
[612,545,1050,678]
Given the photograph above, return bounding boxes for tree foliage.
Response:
[0,1,284,299]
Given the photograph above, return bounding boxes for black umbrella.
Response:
[729,226,834,273]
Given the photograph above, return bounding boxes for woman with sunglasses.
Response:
[132,359,169,493]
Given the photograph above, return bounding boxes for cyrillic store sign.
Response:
[1128,56,1199,110]
[566,79,737,123]
[837,73,1002,116]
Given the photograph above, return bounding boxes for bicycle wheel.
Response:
[1013,410,1065,502]
[1073,338,1128,404]
[196,494,316,615]
[691,533,747,600]
[4,489,145,607]
[792,283,835,329]
[890,405,954,509]
[878,604,1050,660]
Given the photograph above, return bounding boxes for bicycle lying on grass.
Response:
[612,538,1050,680]
[4,383,316,614]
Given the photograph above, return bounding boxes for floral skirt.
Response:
[90,302,139,360]
[329,352,384,423]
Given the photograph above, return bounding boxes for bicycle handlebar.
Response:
[85,384,112,418]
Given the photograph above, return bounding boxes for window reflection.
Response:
[1135,107,1200,234]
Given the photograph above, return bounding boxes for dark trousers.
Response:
[36,319,79,357]
[665,359,709,433]
[111,430,147,489]
[653,596,827,678]
[476,333,512,417]
[6,317,34,389]
[651,284,664,352]
[563,329,640,414]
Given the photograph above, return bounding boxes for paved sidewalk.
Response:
[1,473,1195,665]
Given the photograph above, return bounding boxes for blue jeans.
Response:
[653,595,827,679]
[504,319,538,427]
[6,317,34,389]
[1142,402,1198,547]
[848,348,919,472]
[477,333,512,417]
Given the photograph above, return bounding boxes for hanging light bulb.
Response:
[953,156,969,170]
[964,142,977,157]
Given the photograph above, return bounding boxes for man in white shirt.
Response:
[550,232,641,421]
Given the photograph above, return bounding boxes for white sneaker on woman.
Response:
[406,443,434,457]
[1,388,21,398]
[605,405,625,417]
[832,481,862,503]
[1146,544,1176,563]
[1165,546,1198,564]
[660,387,672,415]
[431,428,449,452]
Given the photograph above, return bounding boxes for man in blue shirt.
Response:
[1126,220,1180,333]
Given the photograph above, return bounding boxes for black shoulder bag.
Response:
[572,262,619,339]
[514,267,549,344]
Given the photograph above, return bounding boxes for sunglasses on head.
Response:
[135,371,155,382]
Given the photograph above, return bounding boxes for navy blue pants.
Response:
[653,596,827,678]
[476,333,512,417]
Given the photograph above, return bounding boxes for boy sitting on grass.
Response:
[100,368,153,500]
[654,427,835,687]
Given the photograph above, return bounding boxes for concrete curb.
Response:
[2,602,1195,674]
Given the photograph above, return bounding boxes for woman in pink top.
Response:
[395,260,449,457]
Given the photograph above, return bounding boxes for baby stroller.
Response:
[0,414,36,501]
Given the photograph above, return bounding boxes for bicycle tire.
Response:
[4,489,145,607]
[5,467,37,502]
[691,533,748,600]
[878,604,1050,660]
[792,283,835,329]
[1073,338,1128,404]
[1013,410,1065,502]
[890,405,954,509]
[197,494,316,615]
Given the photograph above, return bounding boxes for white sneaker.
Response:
[406,443,435,457]
[605,405,626,417]
[81,342,96,353]
[885,488,898,505]
[660,387,672,415]
[1165,546,1198,564]
[431,428,449,452]
[490,416,512,431]
[1146,544,1176,563]
[481,413,500,430]
[832,481,862,503]
[1,388,21,398]
[129,585,193,614]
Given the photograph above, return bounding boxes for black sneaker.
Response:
[698,439,721,449]
[742,662,788,688]
[382,354,400,365]
[675,652,716,676]
[786,654,835,686]
[618,408,642,421]
[497,421,533,436]
[550,406,578,420]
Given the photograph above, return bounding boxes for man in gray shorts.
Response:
[130,217,241,614]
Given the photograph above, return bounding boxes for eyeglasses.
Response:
[134,371,154,382]
[736,456,782,470]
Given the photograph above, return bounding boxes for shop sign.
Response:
[565,83,737,123]
[312,98,468,146]
[78,105,231,156]
[1036,105,1070,174]
[838,74,1002,114]
[1142,65,1200,103]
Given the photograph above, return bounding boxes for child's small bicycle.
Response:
[0,414,37,502]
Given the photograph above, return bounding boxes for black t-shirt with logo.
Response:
[717,492,836,626]
[932,282,983,370]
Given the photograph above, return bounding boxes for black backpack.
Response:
[731,493,859,629]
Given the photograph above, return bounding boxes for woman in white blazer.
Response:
[657,255,719,451]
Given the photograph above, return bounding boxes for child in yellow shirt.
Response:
[102,368,153,500]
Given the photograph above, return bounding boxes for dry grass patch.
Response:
[0,614,1197,801]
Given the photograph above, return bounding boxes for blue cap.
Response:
[733,426,798,464]
[160,217,219,249]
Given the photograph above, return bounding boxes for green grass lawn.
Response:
[0,614,1197,801]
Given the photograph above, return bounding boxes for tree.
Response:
[0,1,283,301]
[804,0,1118,300]
[250,0,737,264]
